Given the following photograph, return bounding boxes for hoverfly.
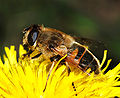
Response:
[22,24,101,75]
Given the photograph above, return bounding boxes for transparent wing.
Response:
[74,37,106,62]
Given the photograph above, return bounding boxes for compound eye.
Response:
[32,32,38,42]
[28,31,38,46]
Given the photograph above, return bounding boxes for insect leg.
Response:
[20,50,33,60]
[31,53,42,59]
[43,61,55,92]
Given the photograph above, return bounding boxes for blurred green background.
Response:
[0,0,120,65]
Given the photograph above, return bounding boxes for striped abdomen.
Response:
[66,43,100,74]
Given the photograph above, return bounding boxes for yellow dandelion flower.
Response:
[0,45,120,98]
